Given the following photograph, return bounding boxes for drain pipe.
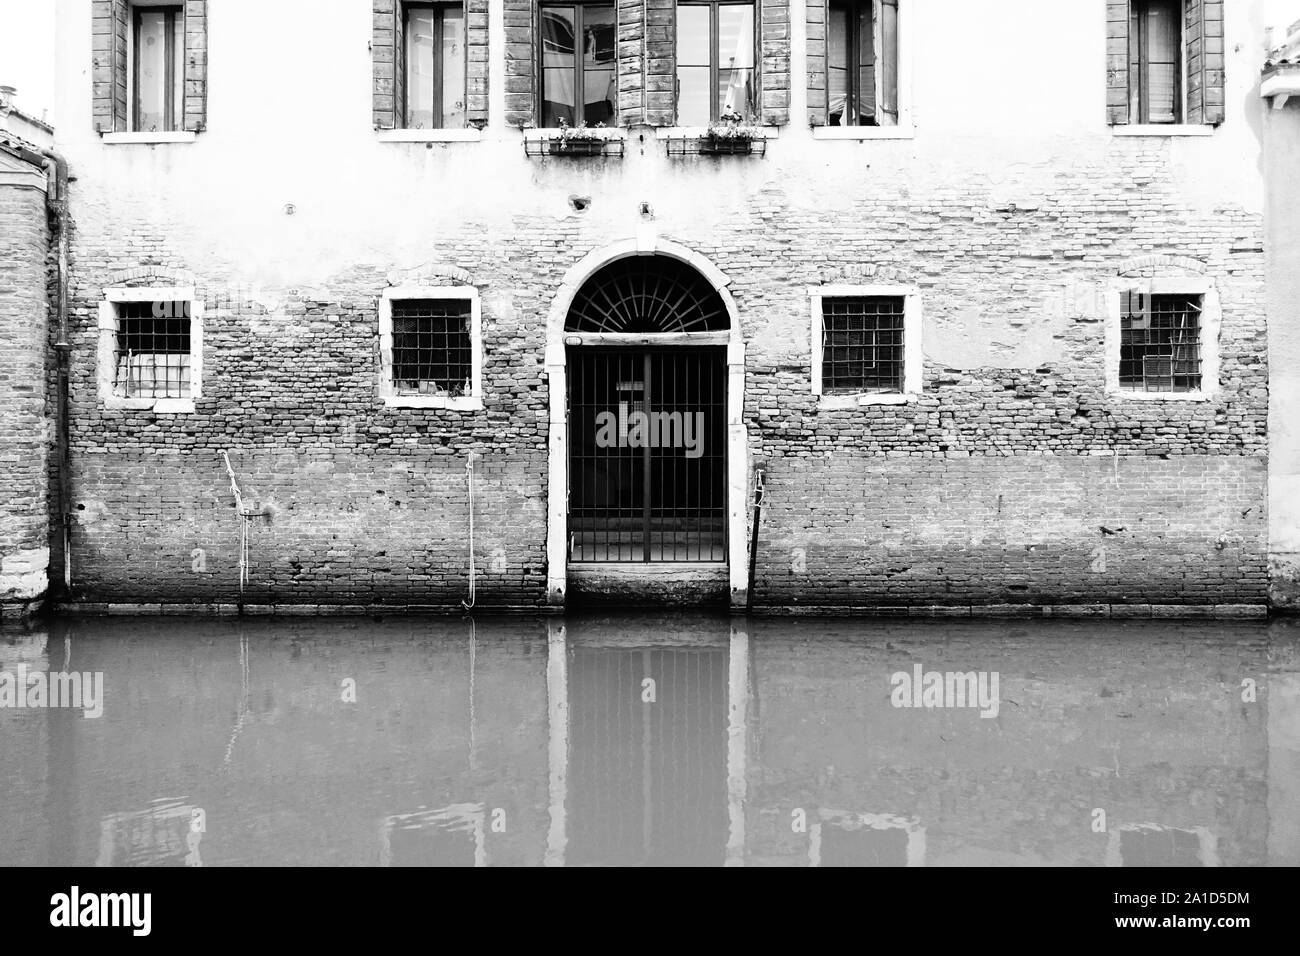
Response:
[462,452,479,612]
[40,147,73,595]
[746,466,765,612]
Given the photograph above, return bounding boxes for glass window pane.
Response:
[676,5,711,66]
[441,6,466,128]
[405,7,436,128]
[542,6,576,125]
[1149,1,1180,121]
[717,4,754,70]
[583,5,617,124]
[676,65,711,126]
[135,10,181,132]
[718,67,754,118]
[828,3,848,124]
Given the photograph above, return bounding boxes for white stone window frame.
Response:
[1105,276,1221,402]
[1105,823,1220,867]
[379,285,483,410]
[810,283,922,408]
[98,285,202,413]
[808,810,926,867]
[810,0,915,141]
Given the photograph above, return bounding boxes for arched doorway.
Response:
[544,240,747,607]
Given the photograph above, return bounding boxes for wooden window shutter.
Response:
[1185,0,1225,125]
[644,0,675,126]
[877,0,898,124]
[373,0,400,129]
[92,0,128,132]
[1106,0,1131,125]
[807,0,828,125]
[465,0,490,126]
[182,0,208,131]
[760,0,791,125]
[503,0,536,127]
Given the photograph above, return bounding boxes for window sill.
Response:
[1108,389,1214,402]
[376,128,483,143]
[101,131,198,145]
[103,397,196,412]
[812,125,915,141]
[382,395,484,410]
[1111,125,1215,137]
[818,392,914,409]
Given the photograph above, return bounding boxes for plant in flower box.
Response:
[548,118,608,155]
[701,109,762,154]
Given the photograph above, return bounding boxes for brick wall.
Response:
[0,168,51,612]
[53,133,1269,609]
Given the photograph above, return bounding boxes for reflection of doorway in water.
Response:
[566,646,729,865]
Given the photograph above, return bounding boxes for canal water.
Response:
[2,613,1297,866]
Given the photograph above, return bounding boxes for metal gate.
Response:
[568,347,727,563]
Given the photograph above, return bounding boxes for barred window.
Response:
[1119,291,1202,392]
[114,300,192,398]
[390,299,474,396]
[820,296,905,394]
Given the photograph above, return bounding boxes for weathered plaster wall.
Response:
[1266,97,1300,608]
[45,0,1275,607]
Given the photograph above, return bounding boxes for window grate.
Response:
[115,301,192,399]
[1120,292,1202,392]
[821,296,905,395]
[391,299,474,396]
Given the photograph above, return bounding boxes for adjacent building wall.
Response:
[1266,85,1300,608]
[0,120,51,618]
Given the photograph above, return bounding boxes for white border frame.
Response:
[544,236,747,607]
[378,803,487,867]
[810,283,922,407]
[98,285,202,413]
[1105,276,1221,402]
[810,0,915,140]
[378,285,484,410]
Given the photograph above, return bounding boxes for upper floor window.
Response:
[1128,0,1181,124]
[540,3,617,127]
[675,1,756,125]
[1106,0,1224,128]
[92,1,207,138]
[132,4,183,132]
[827,0,898,127]
[404,2,466,129]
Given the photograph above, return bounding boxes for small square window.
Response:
[390,299,473,397]
[379,286,482,409]
[114,301,193,398]
[821,296,906,394]
[1119,291,1203,393]
[98,287,202,412]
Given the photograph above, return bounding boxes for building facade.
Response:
[2,0,1299,615]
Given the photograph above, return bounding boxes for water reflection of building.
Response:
[3,616,1299,866]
